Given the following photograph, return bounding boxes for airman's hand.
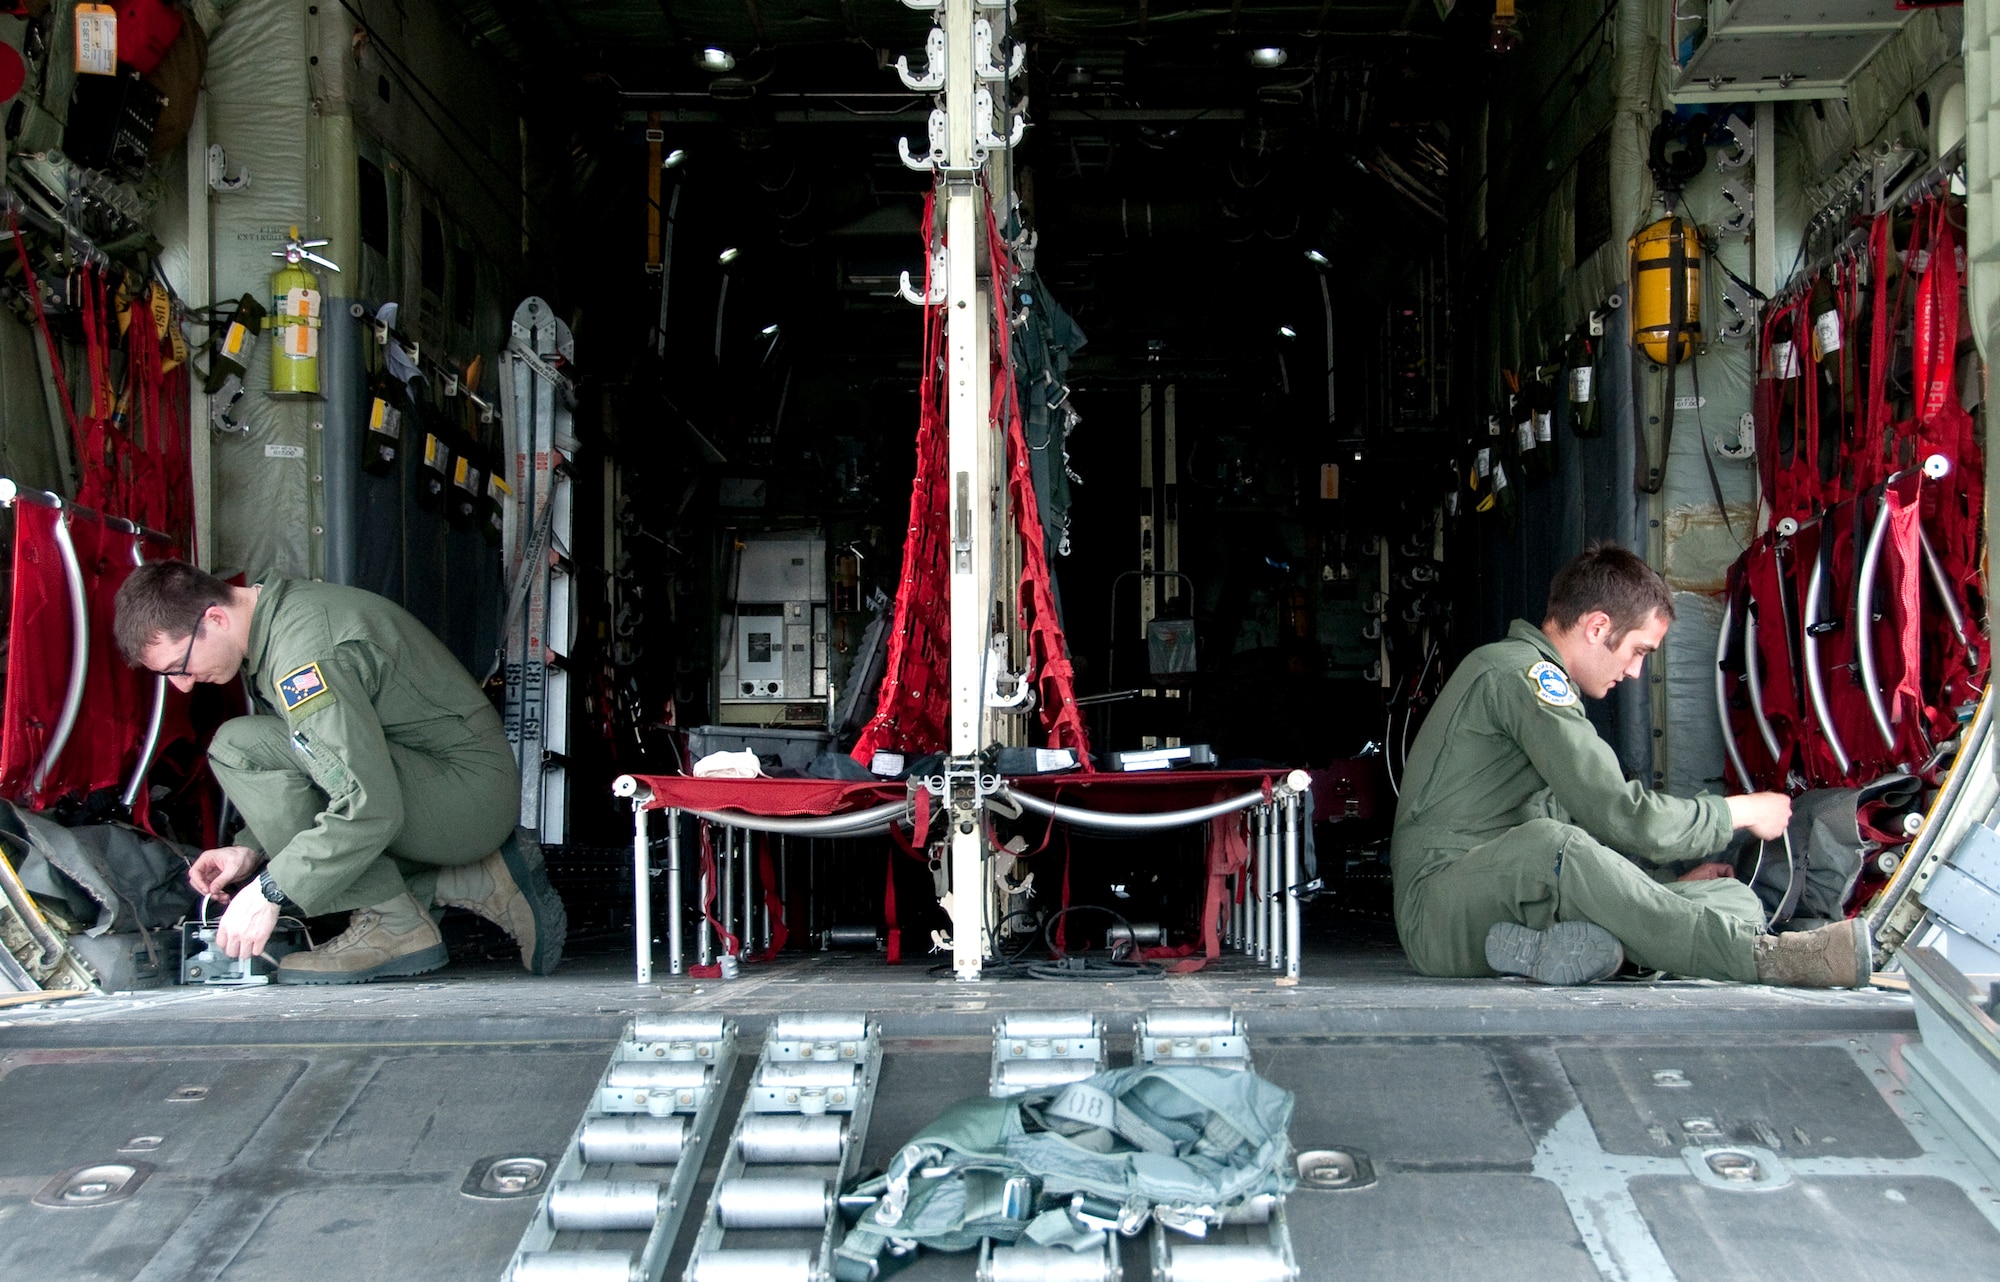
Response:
[1725,792,1792,841]
[1676,862,1738,882]
[215,890,280,961]
[189,845,264,902]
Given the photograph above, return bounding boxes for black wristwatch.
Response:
[256,868,289,907]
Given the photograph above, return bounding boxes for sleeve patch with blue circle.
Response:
[1528,661,1578,707]
[277,662,334,714]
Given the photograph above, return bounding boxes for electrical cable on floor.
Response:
[925,905,1164,981]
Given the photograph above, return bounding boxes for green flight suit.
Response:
[205,578,521,916]
[1391,620,1765,983]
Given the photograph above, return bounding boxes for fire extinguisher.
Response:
[269,225,340,396]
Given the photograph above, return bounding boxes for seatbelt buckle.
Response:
[1068,1191,1149,1236]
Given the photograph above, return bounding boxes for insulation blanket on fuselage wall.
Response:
[201,0,318,581]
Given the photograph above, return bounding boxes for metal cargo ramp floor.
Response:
[2,923,1996,1282]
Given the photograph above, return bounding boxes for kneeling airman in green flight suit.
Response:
[115,561,567,984]
[1392,544,1871,988]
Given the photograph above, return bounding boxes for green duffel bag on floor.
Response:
[833,1063,1295,1280]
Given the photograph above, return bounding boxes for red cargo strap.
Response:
[745,833,789,963]
[1140,811,1254,974]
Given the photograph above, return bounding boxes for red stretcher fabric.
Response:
[627,769,1286,817]
[0,503,79,802]
[629,774,907,816]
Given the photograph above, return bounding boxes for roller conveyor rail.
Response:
[1139,1007,1296,1282]
[685,1014,884,1282]
[1136,1007,1251,1072]
[988,1011,1106,1096]
[506,1016,739,1282]
[974,1007,1294,1282]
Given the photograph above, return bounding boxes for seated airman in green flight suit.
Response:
[115,561,567,984]
[1391,544,1871,988]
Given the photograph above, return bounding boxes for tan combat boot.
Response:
[275,891,448,985]
[433,829,568,975]
[1753,917,1872,988]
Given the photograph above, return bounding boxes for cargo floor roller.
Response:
[505,1017,739,1281]
[974,1008,1295,1282]
[684,1014,884,1282]
[1136,1008,1295,1282]
[987,1011,1107,1097]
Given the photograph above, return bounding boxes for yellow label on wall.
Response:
[74,5,117,76]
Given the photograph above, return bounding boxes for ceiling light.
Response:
[718,247,740,265]
[1304,248,1331,267]
[1249,47,1288,69]
[699,47,736,72]
[760,323,779,336]
[1277,325,1298,339]
[662,148,686,169]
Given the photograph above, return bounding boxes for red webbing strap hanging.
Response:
[983,197,1092,759]
[1864,211,1895,489]
[746,833,789,963]
[1760,295,1818,525]
[883,819,937,966]
[882,848,901,964]
[1906,197,1987,726]
[1139,812,1252,974]
[69,515,150,795]
[1880,480,1931,760]
[1741,534,1805,781]
[697,822,740,960]
[852,187,952,764]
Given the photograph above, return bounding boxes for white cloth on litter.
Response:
[692,749,763,779]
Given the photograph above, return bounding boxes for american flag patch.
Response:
[278,662,332,712]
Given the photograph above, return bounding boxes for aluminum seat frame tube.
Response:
[1266,805,1282,972]
[1282,795,1301,980]
[667,811,684,978]
[1801,552,1851,776]
[121,529,167,809]
[1853,500,1900,752]
[1740,606,1786,765]
[633,803,653,984]
[1714,596,1754,791]
[998,786,1269,832]
[32,509,89,798]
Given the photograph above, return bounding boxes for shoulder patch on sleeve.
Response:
[1527,661,1579,708]
[277,662,334,714]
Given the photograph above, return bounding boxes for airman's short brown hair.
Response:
[114,561,233,666]
[1544,543,1674,645]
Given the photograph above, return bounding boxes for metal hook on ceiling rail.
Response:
[974,19,1024,82]
[898,248,948,306]
[896,27,946,92]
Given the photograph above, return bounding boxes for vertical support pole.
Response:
[632,803,652,984]
[698,822,714,967]
[667,809,684,977]
[1139,383,1156,634]
[1162,384,1179,606]
[712,824,728,956]
[1267,805,1283,972]
[943,0,994,982]
[1283,795,1302,981]
[183,93,215,567]
[1254,807,1270,963]
[1753,106,1778,298]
